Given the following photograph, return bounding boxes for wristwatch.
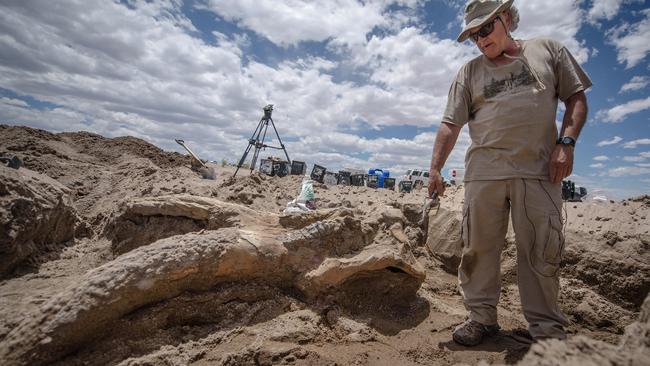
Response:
[556,136,576,147]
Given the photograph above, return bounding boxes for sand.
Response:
[0,124,648,365]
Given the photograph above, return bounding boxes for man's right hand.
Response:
[428,169,445,198]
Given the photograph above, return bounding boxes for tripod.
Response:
[233,104,291,177]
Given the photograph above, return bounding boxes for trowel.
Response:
[175,139,216,180]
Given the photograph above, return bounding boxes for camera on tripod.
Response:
[233,104,290,177]
[263,104,273,119]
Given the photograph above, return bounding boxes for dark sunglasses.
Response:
[469,16,501,42]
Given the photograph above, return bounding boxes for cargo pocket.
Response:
[532,214,563,277]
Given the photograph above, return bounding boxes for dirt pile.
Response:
[0,165,87,276]
[520,293,650,365]
[0,125,648,365]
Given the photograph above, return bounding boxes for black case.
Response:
[383,178,396,190]
[273,161,290,177]
[337,171,351,185]
[259,159,274,176]
[350,174,365,186]
[310,164,326,183]
[366,174,379,188]
[291,160,306,175]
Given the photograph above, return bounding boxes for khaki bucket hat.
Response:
[457,0,513,42]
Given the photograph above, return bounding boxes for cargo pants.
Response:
[459,179,569,339]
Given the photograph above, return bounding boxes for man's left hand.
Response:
[549,144,574,183]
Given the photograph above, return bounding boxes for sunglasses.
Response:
[469,16,501,42]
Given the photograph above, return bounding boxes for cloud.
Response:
[601,166,650,177]
[514,0,590,63]
[0,97,29,108]
[0,0,621,182]
[596,96,650,123]
[596,136,623,146]
[197,0,400,48]
[622,151,650,162]
[587,0,623,24]
[606,8,650,68]
[590,163,605,168]
[620,75,649,93]
[593,155,610,161]
[623,138,650,148]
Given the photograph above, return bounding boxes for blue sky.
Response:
[0,0,648,198]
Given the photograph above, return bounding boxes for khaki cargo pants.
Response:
[459,179,568,339]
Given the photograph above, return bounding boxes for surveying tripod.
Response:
[233,104,291,177]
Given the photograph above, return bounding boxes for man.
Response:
[428,0,591,346]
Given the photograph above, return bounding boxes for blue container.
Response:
[368,169,390,188]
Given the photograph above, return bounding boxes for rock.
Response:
[0,166,86,276]
[0,202,426,365]
[562,238,650,310]
[298,243,425,298]
[519,294,650,365]
[104,195,276,254]
[602,231,620,246]
[561,282,634,333]
[379,207,406,227]
[0,228,291,366]
[425,208,463,274]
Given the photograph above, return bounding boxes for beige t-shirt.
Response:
[442,38,592,181]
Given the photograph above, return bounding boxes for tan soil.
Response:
[0,124,648,365]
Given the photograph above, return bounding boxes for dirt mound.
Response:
[58,131,190,169]
[0,166,87,276]
[0,125,648,365]
[519,294,650,365]
[0,195,425,365]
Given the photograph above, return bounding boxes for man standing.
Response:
[428,0,591,346]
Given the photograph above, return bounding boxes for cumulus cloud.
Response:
[596,136,623,146]
[606,8,650,68]
[197,0,397,47]
[623,138,650,148]
[601,166,650,177]
[0,0,614,179]
[620,75,649,93]
[596,96,650,123]
[593,155,610,161]
[0,0,445,171]
[587,0,624,24]
[622,151,650,162]
[513,0,590,63]
[590,163,605,168]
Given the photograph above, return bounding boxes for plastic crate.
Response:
[310,164,326,183]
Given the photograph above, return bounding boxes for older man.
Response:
[428,0,591,346]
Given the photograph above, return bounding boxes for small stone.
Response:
[577,213,583,218]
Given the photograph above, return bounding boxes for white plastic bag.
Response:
[297,179,315,203]
[283,179,316,213]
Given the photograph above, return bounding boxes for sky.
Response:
[0,0,648,199]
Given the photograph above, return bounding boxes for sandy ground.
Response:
[0,124,648,365]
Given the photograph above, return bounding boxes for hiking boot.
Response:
[452,319,500,346]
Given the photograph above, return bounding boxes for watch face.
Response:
[562,137,575,146]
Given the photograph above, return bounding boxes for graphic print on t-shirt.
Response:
[483,66,536,99]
